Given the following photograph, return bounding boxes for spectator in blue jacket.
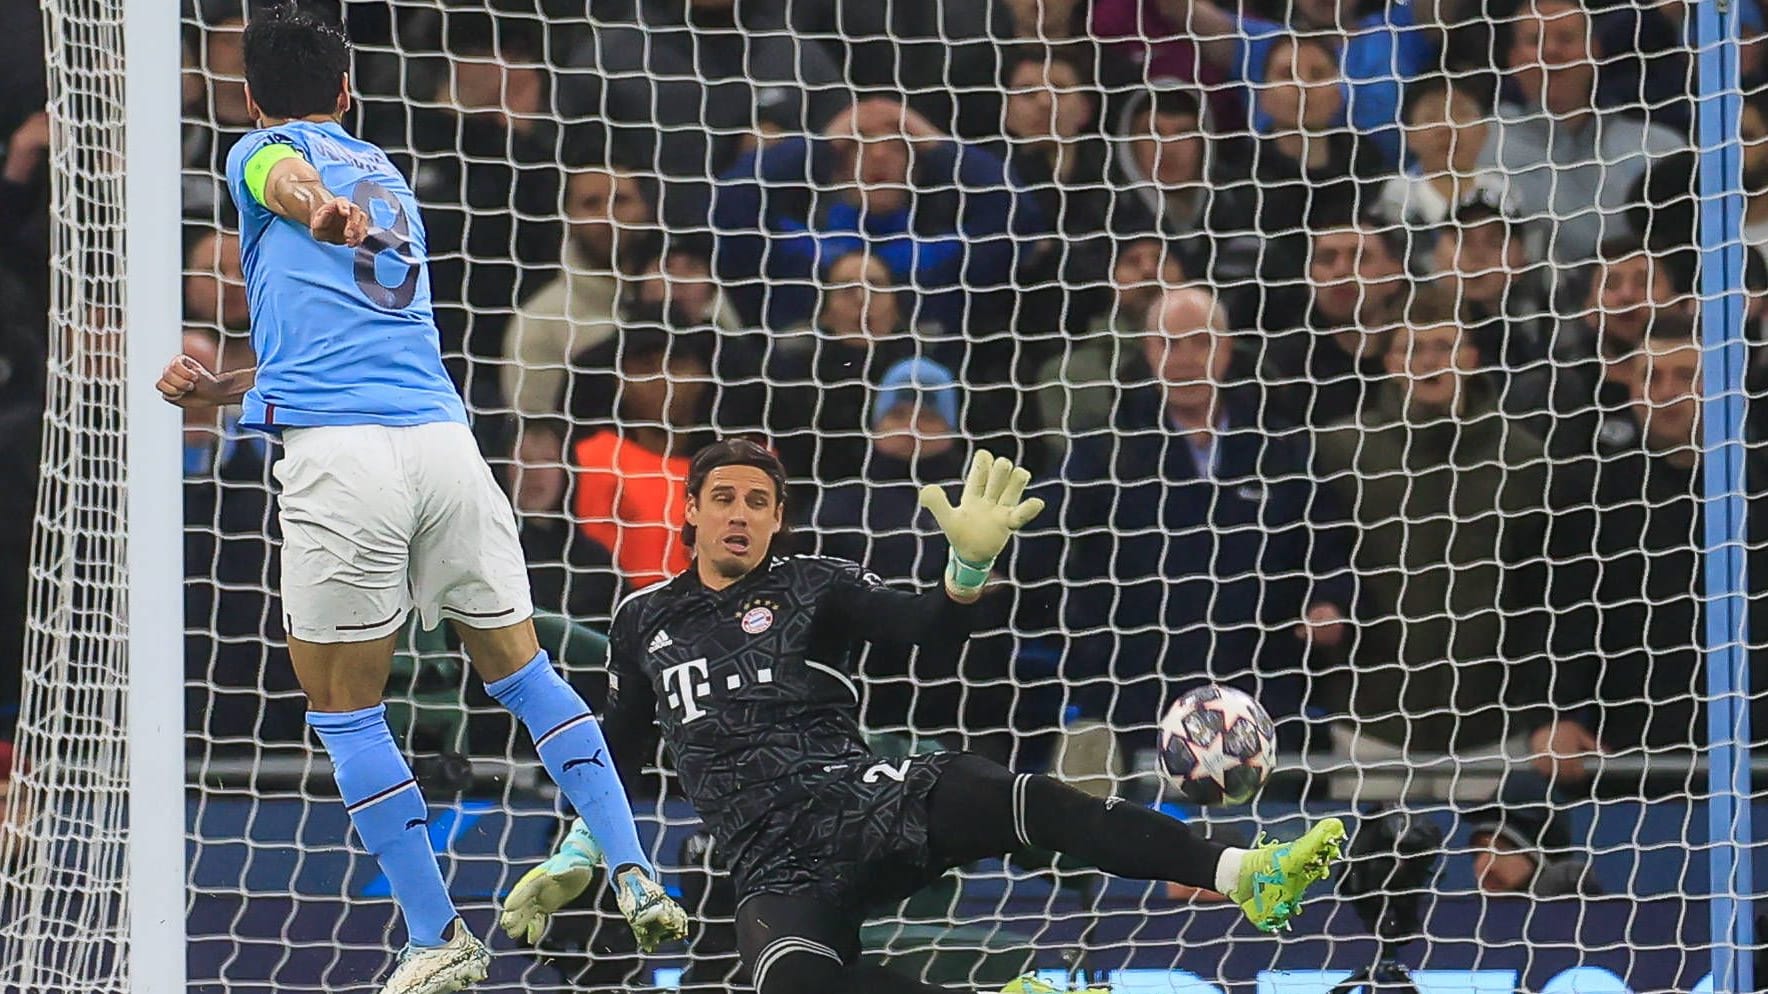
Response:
[1041,287,1354,758]
[1157,0,1447,168]
[711,97,1046,338]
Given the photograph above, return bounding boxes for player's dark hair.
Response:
[683,439,789,549]
[242,3,349,121]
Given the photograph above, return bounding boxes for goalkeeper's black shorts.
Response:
[725,750,965,911]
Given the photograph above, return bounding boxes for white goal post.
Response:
[0,0,1760,991]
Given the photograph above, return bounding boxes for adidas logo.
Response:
[648,629,673,654]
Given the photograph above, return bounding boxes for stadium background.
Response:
[0,0,1765,990]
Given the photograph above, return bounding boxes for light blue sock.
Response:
[307,706,457,948]
[486,651,653,875]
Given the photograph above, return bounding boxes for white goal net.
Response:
[0,0,1760,991]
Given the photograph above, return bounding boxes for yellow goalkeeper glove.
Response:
[918,450,1045,599]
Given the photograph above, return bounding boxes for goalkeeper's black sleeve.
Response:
[820,557,980,647]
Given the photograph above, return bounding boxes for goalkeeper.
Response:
[154,7,683,993]
[500,439,1344,994]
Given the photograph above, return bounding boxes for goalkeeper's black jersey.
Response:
[600,554,975,861]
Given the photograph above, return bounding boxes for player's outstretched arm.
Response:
[156,353,255,408]
[918,450,1045,604]
[256,153,368,246]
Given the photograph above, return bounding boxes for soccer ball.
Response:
[1157,685,1277,806]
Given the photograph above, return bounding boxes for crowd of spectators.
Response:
[2,0,1767,806]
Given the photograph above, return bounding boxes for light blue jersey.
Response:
[226,120,468,432]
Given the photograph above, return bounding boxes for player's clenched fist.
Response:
[156,353,218,407]
[309,195,368,246]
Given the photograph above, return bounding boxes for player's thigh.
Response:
[404,422,534,641]
[734,893,860,994]
[288,632,398,713]
[924,752,1026,867]
[275,425,416,644]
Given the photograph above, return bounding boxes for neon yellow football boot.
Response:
[1228,817,1346,932]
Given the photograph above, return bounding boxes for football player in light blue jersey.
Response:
[154,7,684,993]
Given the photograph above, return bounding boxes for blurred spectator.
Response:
[805,358,1014,760]
[1032,235,1184,458]
[1485,0,1685,265]
[1158,0,1447,168]
[0,3,44,142]
[1000,46,1115,338]
[1313,286,1552,757]
[1744,88,1768,259]
[1546,235,1687,459]
[788,0,1015,140]
[1587,0,1695,135]
[712,97,1042,337]
[1259,216,1407,427]
[626,238,744,335]
[1428,191,1553,419]
[0,260,43,724]
[766,252,915,496]
[385,11,562,411]
[1543,318,1768,775]
[1376,75,1508,244]
[181,1,253,224]
[561,0,852,230]
[504,167,654,516]
[179,328,300,749]
[1465,774,1602,896]
[0,109,49,310]
[1046,287,1353,757]
[1109,83,1261,309]
[1248,36,1385,224]
[565,327,721,618]
[1003,0,1084,38]
[183,228,250,333]
[1090,2,1240,131]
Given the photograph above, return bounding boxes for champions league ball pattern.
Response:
[1158,685,1277,806]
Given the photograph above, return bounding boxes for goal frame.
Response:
[66,0,1759,990]
[123,0,187,989]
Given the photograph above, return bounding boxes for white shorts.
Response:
[274,421,533,643]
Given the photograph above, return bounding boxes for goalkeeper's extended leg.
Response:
[466,621,686,950]
[927,753,1344,932]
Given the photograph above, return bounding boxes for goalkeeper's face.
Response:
[686,466,784,579]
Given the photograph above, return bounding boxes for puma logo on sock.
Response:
[562,750,606,773]
[405,818,427,831]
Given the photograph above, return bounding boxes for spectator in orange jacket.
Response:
[564,326,732,619]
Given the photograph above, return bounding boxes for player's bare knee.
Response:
[453,615,542,682]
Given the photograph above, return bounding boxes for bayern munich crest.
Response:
[740,606,774,635]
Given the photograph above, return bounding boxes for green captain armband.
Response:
[242,140,303,205]
[945,549,993,595]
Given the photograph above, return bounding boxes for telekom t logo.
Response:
[661,657,712,722]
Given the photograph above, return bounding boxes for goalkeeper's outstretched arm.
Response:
[826,450,1045,646]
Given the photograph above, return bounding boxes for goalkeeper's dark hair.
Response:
[683,439,789,549]
[242,3,349,121]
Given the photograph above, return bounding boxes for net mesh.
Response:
[0,2,131,992]
[2,0,1759,990]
